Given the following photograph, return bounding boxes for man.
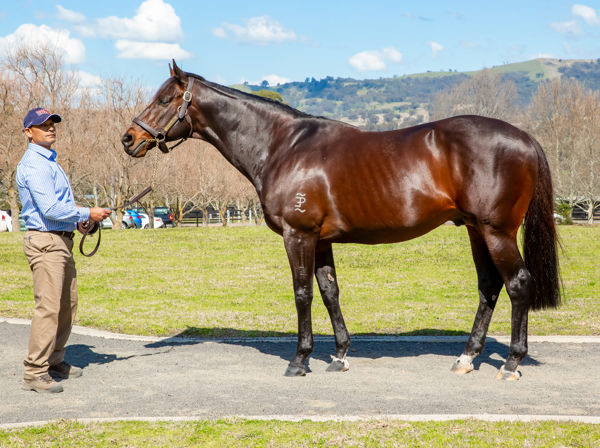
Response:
[17,108,111,393]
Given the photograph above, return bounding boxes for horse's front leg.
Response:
[314,241,350,372]
[282,228,318,377]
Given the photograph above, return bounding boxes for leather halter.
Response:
[131,77,195,156]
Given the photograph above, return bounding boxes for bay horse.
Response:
[122,61,560,380]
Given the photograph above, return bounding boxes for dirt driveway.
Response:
[2,318,600,427]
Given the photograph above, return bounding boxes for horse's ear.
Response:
[171,59,186,82]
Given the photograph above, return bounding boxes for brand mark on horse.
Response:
[295,193,306,213]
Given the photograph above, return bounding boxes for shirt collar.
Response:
[28,142,57,161]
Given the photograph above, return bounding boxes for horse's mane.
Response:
[186,72,319,121]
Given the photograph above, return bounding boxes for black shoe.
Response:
[49,361,83,379]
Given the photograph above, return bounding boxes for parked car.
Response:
[121,210,137,229]
[126,209,163,229]
[101,216,114,229]
[0,210,12,232]
[154,206,174,227]
[138,212,164,229]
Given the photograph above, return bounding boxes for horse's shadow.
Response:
[143,327,541,372]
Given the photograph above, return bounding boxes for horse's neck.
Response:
[198,99,290,194]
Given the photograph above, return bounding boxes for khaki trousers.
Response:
[23,231,77,379]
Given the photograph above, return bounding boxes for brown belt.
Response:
[49,230,75,239]
[31,230,75,239]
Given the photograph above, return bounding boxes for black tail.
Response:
[523,138,561,311]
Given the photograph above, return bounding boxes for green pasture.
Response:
[1,224,599,337]
[0,418,599,447]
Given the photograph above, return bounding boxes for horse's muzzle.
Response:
[121,132,149,157]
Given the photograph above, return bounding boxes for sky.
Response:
[1,1,600,91]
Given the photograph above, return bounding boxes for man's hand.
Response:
[89,207,112,222]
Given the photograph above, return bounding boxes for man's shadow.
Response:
[65,344,138,369]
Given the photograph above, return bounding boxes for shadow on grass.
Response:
[142,326,540,372]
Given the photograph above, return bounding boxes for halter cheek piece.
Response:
[132,77,195,155]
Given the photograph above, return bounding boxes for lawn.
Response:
[1,224,599,337]
[1,418,599,447]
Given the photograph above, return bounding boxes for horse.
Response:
[122,61,561,380]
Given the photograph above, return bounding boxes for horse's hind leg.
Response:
[484,229,532,380]
[314,242,350,372]
[452,227,504,375]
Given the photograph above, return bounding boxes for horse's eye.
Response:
[158,98,171,106]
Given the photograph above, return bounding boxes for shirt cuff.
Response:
[78,207,91,222]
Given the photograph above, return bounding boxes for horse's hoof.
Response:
[495,366,521,381]
[451,355,474,375]
[284,363,306,377]
[326,356,349,372]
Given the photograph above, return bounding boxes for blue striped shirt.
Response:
[16,143,91,232]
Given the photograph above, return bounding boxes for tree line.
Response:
[1,45,599,230]
[0,44,261,230]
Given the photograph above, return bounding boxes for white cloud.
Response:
[56,5,86,24]
[74,70,104,88]
[0,24,85,64]
[260,74,291,86]
[348,47,402,72]
[427,41,444,58]
[551,4,600,36]
[572,4,600,25]
[536,52,557,59]
[550,19,582,36]
[212,16,297,45]
[88,0,184,42]
[114,40,192,60]
[66,0,192,62]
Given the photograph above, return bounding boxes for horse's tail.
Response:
[523,137,561,311]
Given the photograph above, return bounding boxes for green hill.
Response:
[233,58,600,131]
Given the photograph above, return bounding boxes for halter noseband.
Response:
[132,76,195,155]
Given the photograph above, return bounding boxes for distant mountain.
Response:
[233,58,600,131]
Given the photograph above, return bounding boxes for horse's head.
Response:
[122,60,195,158]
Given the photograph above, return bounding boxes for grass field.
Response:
[1,224,599,445]
[1,418,599,447]
[1,224,599,337]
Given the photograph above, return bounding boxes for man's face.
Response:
[24,119,57,149]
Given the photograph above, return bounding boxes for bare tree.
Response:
[231,175,259,225]
[526,78,600,222]
[4,43,78,110]
[78,78,153,228]
[0,43,78,230]
[431,69,519,121]
[0,73,28,230]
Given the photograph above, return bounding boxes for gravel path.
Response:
[2,318,600,427]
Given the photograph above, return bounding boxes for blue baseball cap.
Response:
[23,108,62,130]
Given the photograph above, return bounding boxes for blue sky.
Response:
[2,1,600,90]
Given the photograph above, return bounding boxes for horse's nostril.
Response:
[121,133,133,148]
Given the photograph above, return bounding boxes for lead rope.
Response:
[149,147,160,228]
[78,186,154,257]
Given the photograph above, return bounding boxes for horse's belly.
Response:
[320,210,459,245]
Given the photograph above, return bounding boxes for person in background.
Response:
[17,108,111,393]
